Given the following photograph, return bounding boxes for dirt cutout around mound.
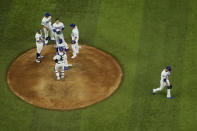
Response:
[7,44,123,110]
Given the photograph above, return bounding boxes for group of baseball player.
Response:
[35,13,174,99]
[35,12,79,80]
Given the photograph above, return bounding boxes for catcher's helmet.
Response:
[166,66,171,71]
[58,47,64,52]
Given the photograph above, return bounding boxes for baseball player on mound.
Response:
[152,66,173,99]
[41,13,55,45]
[70,23,79,59]
[52,18,69,50]
[35,29,44,63]
[56,38,69,53]
[53,47,68,80]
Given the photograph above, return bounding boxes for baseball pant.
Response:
[71,38,79,56]
[54,64,64,79]
[43,25,54,39]
[153,80,171,98]
[36,42,43,54]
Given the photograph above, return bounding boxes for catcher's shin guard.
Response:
[61,71,64,79]
[55,70,60,80]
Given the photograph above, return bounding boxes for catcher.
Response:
[53,47,68,80]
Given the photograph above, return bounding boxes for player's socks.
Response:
[61,71,64,79]
[55,71,60,80]
[36,53,40,59]
[167,89,171,98]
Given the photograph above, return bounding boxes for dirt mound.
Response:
[7,44,123,110]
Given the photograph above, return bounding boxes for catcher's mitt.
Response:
[55,59,58,63]
[72,40,76,44]
[167,85,172,89]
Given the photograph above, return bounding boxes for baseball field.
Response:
[0,0,197,130]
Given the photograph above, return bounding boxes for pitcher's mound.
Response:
[7,44,122,110]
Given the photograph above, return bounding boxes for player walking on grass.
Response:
[70,23,79,59]
[41,13,55,45]
[53,47,68,80]
[53,18,69,50]
[153,66,173,99]
[35,29,44,63]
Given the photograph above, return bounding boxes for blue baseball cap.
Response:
[45,12,51,17]
[70,23,75,27]
[58,39,63,44]
[59,47,64,52]
[166,66,171,71]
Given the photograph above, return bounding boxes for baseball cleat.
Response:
[35,59,40,63]
[152,89,156,95]
[61,76,64,79]
[51,37,55,41]
[38,56,44,59]
[167,97,174,99]
[56,76,60,80]
[71,55,76,59]
[44,40,48,46]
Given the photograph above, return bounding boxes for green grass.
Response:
[0,0,197,131]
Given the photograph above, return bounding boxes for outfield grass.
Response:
[0,0,197,131]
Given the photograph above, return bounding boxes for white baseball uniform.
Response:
[52,22,68,48]
[153,69,171,98]
[56,41,68,51]
[35,32,43,54]
[53,52,68,79]
[41,16,54,40]
[71,26,79,57]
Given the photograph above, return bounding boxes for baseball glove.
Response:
[72,40,76,44]
[167,85,172,89]
[55,59,58,63]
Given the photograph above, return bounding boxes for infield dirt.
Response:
[7,44,122,110]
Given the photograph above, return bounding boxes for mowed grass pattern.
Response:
[0,0,197,131]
